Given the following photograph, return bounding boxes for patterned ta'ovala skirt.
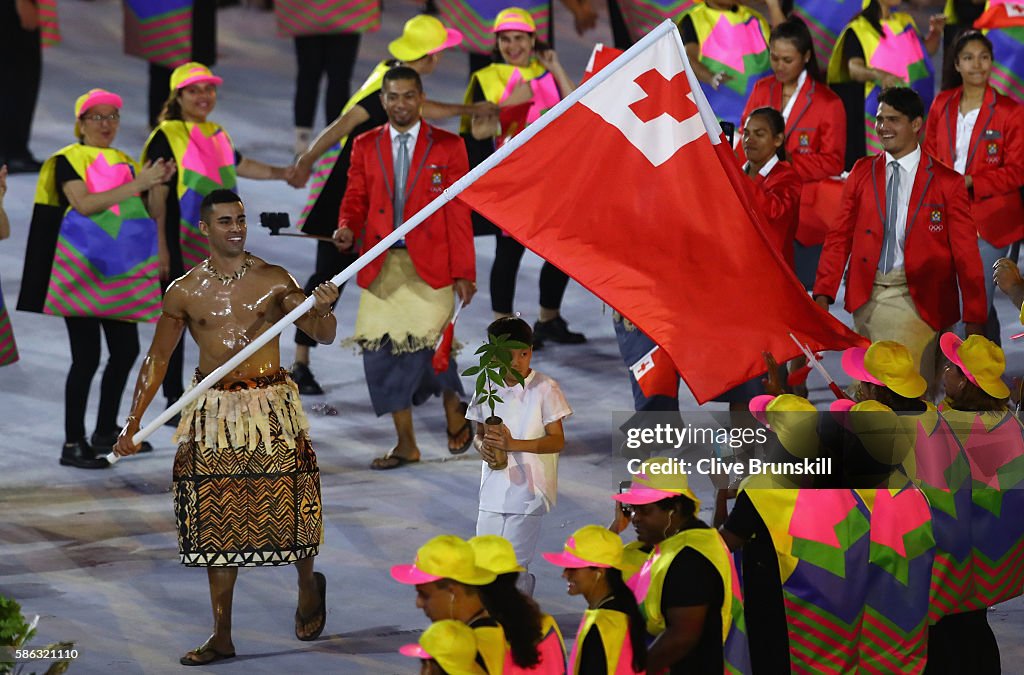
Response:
[171,369,322,567]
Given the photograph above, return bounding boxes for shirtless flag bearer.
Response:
[114,189,339,665]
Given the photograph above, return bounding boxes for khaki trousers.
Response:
[852,269,941,389]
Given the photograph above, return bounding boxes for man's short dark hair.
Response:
[199,189,243,224]
[487,317,533,346]
[382,66,423,92]
[877,87,924,123]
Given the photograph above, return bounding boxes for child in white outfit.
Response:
[466,317,572,595]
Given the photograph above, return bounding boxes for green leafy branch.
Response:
[1,596,74,675]
[461,332,528,420]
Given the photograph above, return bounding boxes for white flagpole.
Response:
[108,20,681,463]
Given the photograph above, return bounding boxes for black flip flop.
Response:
[446,402,473,455]
[295,571,327,641]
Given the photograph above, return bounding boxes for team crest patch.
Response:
[798,132,810,147]
[929,209,944,232]
[428,165,446,193]
[986,142,1000,164]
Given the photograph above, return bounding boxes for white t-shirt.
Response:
[466,370,573,515]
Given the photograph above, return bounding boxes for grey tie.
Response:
[879,162,901,274]
[393,132,411,228]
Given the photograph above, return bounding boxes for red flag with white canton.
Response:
[457,22,866,403]
[630,345,680,399]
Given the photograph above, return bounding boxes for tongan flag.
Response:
[630,345,680,399]
[457,22,867,403]
[975,1,1024,29]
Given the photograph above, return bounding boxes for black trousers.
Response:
[0,8,41,161]
[490,234,570,315]
[161,228,186,402]
[606,0,633,49]
[925,609,1000,674]
[293,33,361,128]
[295,241,358,348]
[146,0,217,126]
[64,318,140,443]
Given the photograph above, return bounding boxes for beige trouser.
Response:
[852,269,941,389]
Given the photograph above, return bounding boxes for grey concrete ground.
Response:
[0,1,1020,672]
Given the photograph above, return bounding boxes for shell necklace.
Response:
[204,253,254,285]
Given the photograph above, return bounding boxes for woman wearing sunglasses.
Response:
[18,88,174,469]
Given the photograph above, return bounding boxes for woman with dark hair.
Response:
[827,0,944,166]
[934,332,1023,674]
[924,30,1024,345]
[612,459,748,674]
[18,89,174,469]
[469,535,567,673]
[542,525,646,674]
[740,17,846,288]
[143,62,294,415]
[740,107,802,270]
[464,7,586,349]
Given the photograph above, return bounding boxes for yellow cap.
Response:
[943,333,1011,400]
[469,535,526,575]
[849,400,913,466]
[614,457,701,509]
[399,620,487,675]
[492,7,536,33]
[391,535,497,586]
[388,15,464,62]
[765,394,820,460]
[863,341,927,399]
[170,62,223,92]
[542,525,625,569]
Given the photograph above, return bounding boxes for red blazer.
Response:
[339,123,475,289]
[740,76,846,181]
[740,76,846,244]
[923,86,1024,248]
[742,159,802,269]
[813,151,987,330]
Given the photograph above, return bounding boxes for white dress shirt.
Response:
[744,153,779,178]
[780,69,807,123]
[884,145,922,271]
[388,120,420,172]
[954,108,980,175]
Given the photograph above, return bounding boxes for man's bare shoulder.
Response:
[162,266,208,316]
[166,266,209,297]
[248,255,296,284]
[248,256,306,300]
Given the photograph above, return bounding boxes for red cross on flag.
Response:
[629,345,680,399]
[457,21,866,403]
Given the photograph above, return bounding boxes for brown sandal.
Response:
[179,640,236,666]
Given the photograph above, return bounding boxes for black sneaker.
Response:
[59,439,110,469]
[533,316,587,345]
[90,431,153,454]
[291,362,324,395]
